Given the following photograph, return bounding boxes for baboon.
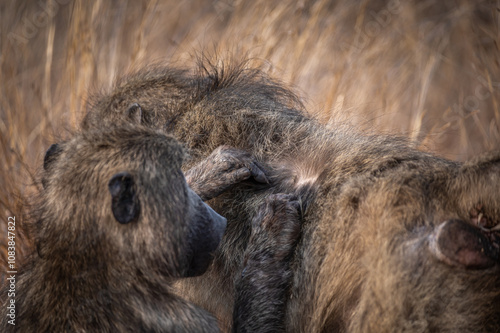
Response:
[82,62,500,332]
[0,124,301,332]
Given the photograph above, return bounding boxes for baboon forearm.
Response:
[232,194,301,333]
[232,259,292,333]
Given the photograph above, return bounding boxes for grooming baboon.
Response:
[0,125,301,332]
[82,62,500,332]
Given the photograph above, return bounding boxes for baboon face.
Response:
[40,125,226,278]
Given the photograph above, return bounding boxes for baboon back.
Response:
[82,63,500,332]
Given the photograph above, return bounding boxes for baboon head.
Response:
[39,125,226,278]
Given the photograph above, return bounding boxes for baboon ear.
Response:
[43,143,62,170]
[108,172,140,224]
[429,219,499,269]
[126,103,143,124]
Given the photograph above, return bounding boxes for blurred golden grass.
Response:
[1,0,499,279]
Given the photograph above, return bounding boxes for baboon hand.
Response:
[185,145,269,201]
[247,194,302,263]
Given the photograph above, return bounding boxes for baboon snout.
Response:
[185,188,227,277]
[203,201,227,240]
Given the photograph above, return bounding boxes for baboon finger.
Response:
[213,145,268,183]
[248,162,269,184]
[229,168,252,183]
[194,169,251,201]
[261,194,301,229]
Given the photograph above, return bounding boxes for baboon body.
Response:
[82,63,500,332]
[0,124,301,332]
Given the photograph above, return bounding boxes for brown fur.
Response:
[2,0,500,288]
[0,126,223,332]
[82,62,500,332]
[0,124,300,332]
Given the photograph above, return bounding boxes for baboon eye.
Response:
[126,103,143,124]
[43,143,62,170]
[108,172,141,224]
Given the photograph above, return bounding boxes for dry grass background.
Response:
[0,0,499,282]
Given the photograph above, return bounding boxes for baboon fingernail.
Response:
[250,165,268,183]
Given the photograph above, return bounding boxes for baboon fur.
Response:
[1,126,222,332]
[82,61,500,332]
[0,124,300,332]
